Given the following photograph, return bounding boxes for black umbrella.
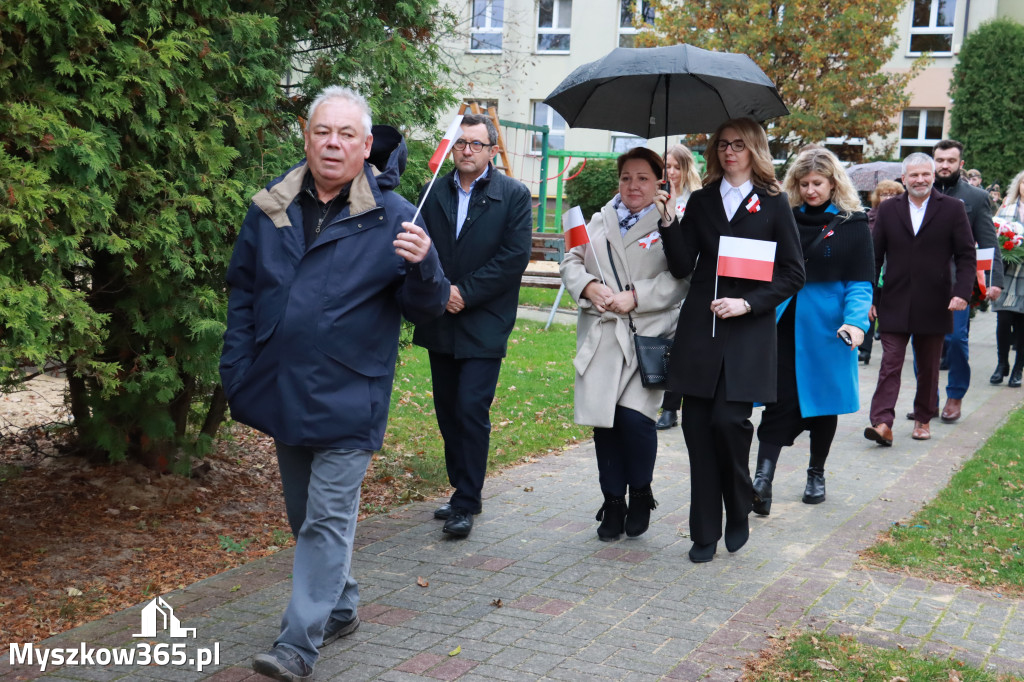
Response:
[543,43,788,146]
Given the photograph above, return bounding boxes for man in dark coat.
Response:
[865,152,976,446]
[931,140,1003,422]
[413,113,533,537]
[221,87,449,682]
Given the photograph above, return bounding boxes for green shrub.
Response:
[565,159,620,219]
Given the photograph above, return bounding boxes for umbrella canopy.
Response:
[543,43,788,138]
[846,161,904,192]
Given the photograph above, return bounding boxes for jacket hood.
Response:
[368,125,407,192]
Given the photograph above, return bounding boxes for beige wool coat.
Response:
[560,200,689,428]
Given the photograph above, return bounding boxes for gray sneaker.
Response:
[252,645,312,682]
[320,615,360,647]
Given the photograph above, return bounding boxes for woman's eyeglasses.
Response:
[453,139,495,152]
[716,139,746,152]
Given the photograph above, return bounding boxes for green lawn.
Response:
[518,286,578,311]
[747,631,1019,681]
[864,406,1024,595]
[374,319,588,503]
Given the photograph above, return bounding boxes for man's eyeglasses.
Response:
[453,139,495,152]
[716,139,746,152]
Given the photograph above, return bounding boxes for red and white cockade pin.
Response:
[639,231,661,249]
[745,196,761,213]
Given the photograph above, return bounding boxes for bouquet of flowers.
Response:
[994,212,1024,267]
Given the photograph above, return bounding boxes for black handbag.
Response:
[605,242,671,389]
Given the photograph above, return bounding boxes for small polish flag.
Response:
[976,247,994,272]
[745,196,761,213]
[717,236,776,281]
[563,206,589,249]
[428,115,464,173]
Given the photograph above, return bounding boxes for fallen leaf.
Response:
[948,670,963,682]
[814,659,839,671]
[449,645,461,657]
[66,587,83,597]
[416,576,429,587]
[523,486,534,492]
[889,677,909,682]
[490,598,503,608]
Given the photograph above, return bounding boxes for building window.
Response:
[470,0,503,53]
[532,102,566,152]
[908,0,956,54]
[537,0,572,53]
[611,135,646,154]
[899,108,945,157]
[618,0,655,48]
[824,137,866,163]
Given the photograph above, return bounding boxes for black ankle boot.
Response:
[595,493,626,541]
[990,362,1010,384]
[802,467,826,504]
[655,409,677,430]
[751,459,776,516]
[1010,366,1023,388]
[625,485,658,537]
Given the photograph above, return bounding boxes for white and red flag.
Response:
[563,206,589,249]
[745,196,761,214]
[717,236,776,281]
[428,115,464,173]
[976,247,994,272]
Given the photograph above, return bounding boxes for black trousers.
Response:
[681,370,754,546]
[428,352,503,513]
[592,404,657,496]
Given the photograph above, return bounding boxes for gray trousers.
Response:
[274,441,371,667]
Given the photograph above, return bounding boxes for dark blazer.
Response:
[413,165,533,358]
[937,178,1003,288]
[872,189,977,336]
[661,181,805,403]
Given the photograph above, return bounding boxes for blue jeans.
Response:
[274,442,371,668]
[944,308,971,400]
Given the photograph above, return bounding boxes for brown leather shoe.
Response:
[940,398,962,423]
[912,420,931,440]
[864,423,894,446]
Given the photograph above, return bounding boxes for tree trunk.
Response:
[201,384,227,439]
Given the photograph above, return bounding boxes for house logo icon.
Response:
[133,597,197,638]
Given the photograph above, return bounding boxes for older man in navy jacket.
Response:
[221,87,448,682]
[413,113,533,538]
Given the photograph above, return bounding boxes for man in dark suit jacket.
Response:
[931,140,1003,422]
[414,113,533,537]
[865,153,976,446]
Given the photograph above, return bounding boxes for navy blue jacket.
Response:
[220,127,449,449]
[412,165,533,358]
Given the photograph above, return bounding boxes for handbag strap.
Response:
[605,240,638,334]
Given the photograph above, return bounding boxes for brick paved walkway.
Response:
[4,311,1023,681]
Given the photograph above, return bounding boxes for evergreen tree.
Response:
[0,1,455,467]
[642,0,922,161]
[949,19,1024,189]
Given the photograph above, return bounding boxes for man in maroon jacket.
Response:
[864,153,976,445]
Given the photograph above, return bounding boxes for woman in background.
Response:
[660,118,805,562]
[656,144,703,430]
[859,179,904,364]
[750,148,874,515]
[991,170,1024,388]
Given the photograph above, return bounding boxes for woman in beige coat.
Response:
[560,147,688,541]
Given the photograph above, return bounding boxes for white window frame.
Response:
[824,136,866,162]
[531,102,566,153]
[537,0,572,54]
[907,0,956,56]
[617,0,655,48]
[611,134,646,154]
[470,0,503,54]
[899,108,945,156]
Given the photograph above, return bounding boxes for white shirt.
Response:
[909,195,929,235]
[720,179,754,221]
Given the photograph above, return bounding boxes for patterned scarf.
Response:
[612,194,655,237]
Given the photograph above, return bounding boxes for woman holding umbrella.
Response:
[750,148,874,515]
[656,144,703,431]
[560,147,689,541]
[660,117,805,563]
